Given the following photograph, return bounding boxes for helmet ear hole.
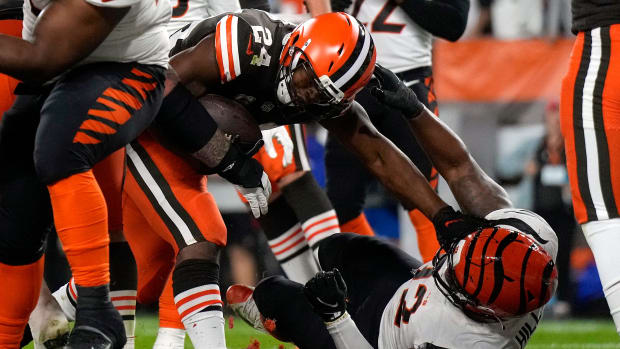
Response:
[337,43,344,55]
[328,61,334,72]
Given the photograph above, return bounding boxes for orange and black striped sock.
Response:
[409,209,440,263]
[0,257,44,347]
[340,213,375,237]
[48,170,110,287]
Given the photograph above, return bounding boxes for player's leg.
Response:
[0,94,52,347]
[324,131,376,237]
[280,125,340,249]
[255,124,335,282]
[124,132,227,348]
[251,276,336,349]
[257,195,318,283]
[315,233,423,346]
[561,26,620,335]
[154,275,186,349]
[95,149,139,348]
[35,62,165,347]
[244,233,422,348]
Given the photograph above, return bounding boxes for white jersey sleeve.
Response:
[84,0,140,8]
[206,0,240,16]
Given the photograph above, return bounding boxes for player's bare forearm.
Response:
[169,34,220,97]
[305,0,331,15]
[0,0,127,82]
[408,108,511,216]
[322,103,446,218]
[192,129,232,168]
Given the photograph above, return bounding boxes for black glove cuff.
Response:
[216,144,264,188]
[403,97,425,120]
[432,206,463,250]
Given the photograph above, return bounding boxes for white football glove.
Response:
[261,126,294,167]
[236,171,272,218]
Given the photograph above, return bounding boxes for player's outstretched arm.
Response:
[0,0,128,82]
[320,102,447,219]
[371,64,511,217]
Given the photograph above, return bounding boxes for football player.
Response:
[139,10,490,347]
[0,0,172,347]
[561,0,620,336]
[325,0,469,261]
[227,65,559,349]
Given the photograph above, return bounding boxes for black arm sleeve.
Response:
[400,0,470,42]
[155,84,218,153]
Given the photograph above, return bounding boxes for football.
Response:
[199,94,263,155]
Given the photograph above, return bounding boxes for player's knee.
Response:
[177,241,221,264]
[33,145,84,184]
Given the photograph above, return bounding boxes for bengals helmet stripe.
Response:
[539,259,556,308]
[469,227,499,299]
[215,15,241,82]
[461,229,482,289]
[486,231,520,304]
[518,245,535,314]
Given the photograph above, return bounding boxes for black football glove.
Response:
[330,0,352,12]
[216,143,272,218]
[370,64,425,119]
[431,206,491,251]
[304,269,348,323]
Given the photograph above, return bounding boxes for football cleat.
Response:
[28,284,71,349]
[226,285,267,333]
[67,285,126,349]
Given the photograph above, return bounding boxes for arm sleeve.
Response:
[325,313,374,349]
[83,0,139,8]
[399,0,470,41]
[213,14,253,83]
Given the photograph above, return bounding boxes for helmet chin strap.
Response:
[276,79,293,105]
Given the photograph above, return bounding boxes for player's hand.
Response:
[261,127,294,167]
[431,206,490,250]
[330,0,352,12]
[235,171,272,218]
[304,269,348,323]
[217,144,272,218]
[370,64,425,119]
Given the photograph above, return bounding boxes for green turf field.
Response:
[24,315,620,348]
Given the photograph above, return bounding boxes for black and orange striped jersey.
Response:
[171,9,317,125]
[572,0,620,33]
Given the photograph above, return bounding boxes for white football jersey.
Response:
[23,0,171,68]
[167,0,240,41]
[347,0,432,73]
[378,209,558,349]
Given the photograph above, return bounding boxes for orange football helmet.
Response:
[433,227,558,321]
[276,12,376,120]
